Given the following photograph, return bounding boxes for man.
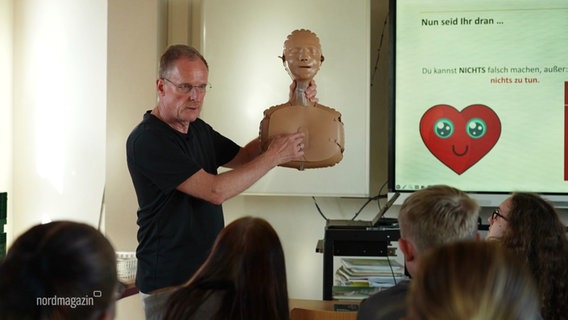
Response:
[357,185,480,320]
[126,45,314,319]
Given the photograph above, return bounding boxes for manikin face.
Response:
[486,196,511,240]
[157,58,209,131]
[283,30,323,81]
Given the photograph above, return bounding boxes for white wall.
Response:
[9,0,107,239]
[0,0,14,242]
[105,0,167,251]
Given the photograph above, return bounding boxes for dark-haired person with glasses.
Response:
[486,192,568,320]
[485,207,509,240]
[126,44,316,320]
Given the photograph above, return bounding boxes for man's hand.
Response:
[266,132,305,165]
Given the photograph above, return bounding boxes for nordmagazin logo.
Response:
[36,291,101,308]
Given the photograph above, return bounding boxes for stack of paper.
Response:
[333,257,407,299]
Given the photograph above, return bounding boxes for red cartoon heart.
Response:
[419,104,501,175]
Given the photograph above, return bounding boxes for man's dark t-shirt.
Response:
[126,111,240,293]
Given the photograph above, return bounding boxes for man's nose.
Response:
[188,88,199,100]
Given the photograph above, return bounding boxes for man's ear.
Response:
[156,78,166,96]
[398,237,415,262]
[321,55,325,63]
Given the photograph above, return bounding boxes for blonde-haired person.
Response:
[357,185,480,320]
[163,216,289,320]
[406,240,540,320]
[487,192,568,320]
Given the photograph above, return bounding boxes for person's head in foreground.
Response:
[0,221,119,320]
[406,240,540,320]
[163,216,289,320]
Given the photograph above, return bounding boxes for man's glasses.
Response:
[491,208,508,221]
[162,78,210,94]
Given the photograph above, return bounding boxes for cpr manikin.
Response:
[260,29,345,170]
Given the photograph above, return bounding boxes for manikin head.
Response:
[281,29,324,82]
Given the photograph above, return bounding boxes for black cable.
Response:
[375,180,389,212]
[351,179,390,220]
[371,9,389,87]
[312,196,329,221]
[350,197,375,221]
[385,253,398,286]
[98,187,105,230]
[313,180,390,222]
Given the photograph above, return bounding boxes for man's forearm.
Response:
[211,149,280,202]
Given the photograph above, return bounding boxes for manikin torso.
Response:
[259,29,344,170]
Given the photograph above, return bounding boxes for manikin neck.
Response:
[290,80,312,107]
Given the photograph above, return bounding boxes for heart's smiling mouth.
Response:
[452,145,468,157]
